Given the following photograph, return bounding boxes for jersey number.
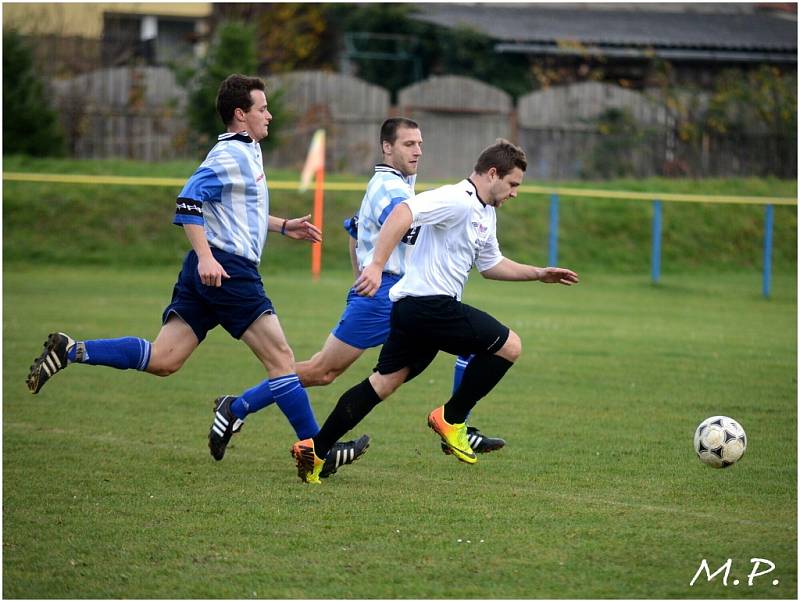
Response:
[401,226,421,246]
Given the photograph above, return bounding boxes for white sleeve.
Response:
[404,186,465,228]
[476,230,504,272]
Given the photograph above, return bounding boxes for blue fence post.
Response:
[651,200,662,284]
[548,193,559,265]
[763,204,773,299]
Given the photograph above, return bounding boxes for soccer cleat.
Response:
[427,406,477,464]
[26,332,75,394]
[208,396,244,461]
[320,435,371,478]
[291,438,324,484]
[441,426,505,455]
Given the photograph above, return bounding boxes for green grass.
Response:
[3,265,796,598]
[3,155,797,272]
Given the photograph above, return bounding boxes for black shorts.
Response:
[375,295,510,381]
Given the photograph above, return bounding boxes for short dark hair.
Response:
[216,74,266,126]
[474,139,528,177]
[380,117,420,147]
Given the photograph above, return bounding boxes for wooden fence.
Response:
[266,70,389,175]
[47,67,795,179]
[50,67,188,162]
[517,81,670,179]
[398,75,513,179]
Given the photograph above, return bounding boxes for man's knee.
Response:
[496,330,522,363]
[297,359,342,387]
[146,354,185,377]
[368,369,407,400]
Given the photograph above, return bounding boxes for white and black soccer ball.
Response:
[693,416,747,468]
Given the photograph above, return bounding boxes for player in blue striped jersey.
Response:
[212,118,505,471]
[26,74,370,478]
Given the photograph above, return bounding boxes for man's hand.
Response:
[537,267,580,285]
[354,263,383,297]
[283,214,322,243]
[198,254,230,287]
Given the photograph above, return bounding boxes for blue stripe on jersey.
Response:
[378,195,411,225]
[355,165,415,275]
[175,134,269,264]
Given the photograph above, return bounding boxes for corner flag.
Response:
[299,129,326,279]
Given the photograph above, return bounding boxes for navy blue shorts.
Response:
[331,273,401,349]
[162,248,274,342]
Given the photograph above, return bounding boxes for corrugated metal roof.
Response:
[413,3,797,52]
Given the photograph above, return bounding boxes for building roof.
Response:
[413,3,797,62]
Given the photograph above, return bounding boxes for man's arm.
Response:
[353,203,413,297]
[480,258,579,285]
[348,236,359,278]
[268,214,322,243]
[183,224,230,287]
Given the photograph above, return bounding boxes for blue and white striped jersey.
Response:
[352,164,417,275]
[174,132,269,264]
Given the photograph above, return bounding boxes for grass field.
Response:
[3,265,796,598]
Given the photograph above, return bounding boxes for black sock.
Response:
[314,378,382,458]
[443,354,514,424]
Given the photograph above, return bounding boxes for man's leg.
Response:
[442,330,521,424]
[238,313,319,440]
[448,353,507,455]
[452,354,473,392]
[291,368,408,483]
[210,314,371,474]
[227,334,364,422]
[26,317,198,393]
[208,333,368,463]
[295,334,366,387]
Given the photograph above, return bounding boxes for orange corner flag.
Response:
[299,129,326,280]
[299,129,326,193]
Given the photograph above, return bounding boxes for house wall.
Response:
[3,3,211,38]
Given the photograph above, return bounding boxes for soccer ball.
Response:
[693,416,747,468]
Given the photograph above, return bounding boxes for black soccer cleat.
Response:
[441,426,505,455]
[320,434,371,478]
[26,332,75,394]
[208,395,244,461]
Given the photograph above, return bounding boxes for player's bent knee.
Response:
[146,357,184,377]
[497,330,522,363]
[368,371,405,400]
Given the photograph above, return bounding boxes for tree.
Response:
[705,66,797,176]
[3,29,65,156]
[178,21,291,155]
[213,4,338,74]
[183,21,257,153]
[329,4,536,100]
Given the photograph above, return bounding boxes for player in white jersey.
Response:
[26,74,369,478]
[291,139,579,481]
[210,118,506,469]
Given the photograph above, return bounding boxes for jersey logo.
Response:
[471,221,488,236]
[401,226,421,245]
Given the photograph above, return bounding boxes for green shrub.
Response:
[2,29,65,157]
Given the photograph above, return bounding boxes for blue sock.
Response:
[230,379,275,420]
[453,354,474,393]
[69,338,151,371]
[270,374,319,440]
[453,354,475,422]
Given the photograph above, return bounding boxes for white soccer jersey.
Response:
[389,179,504,302]
[355,164,417,275]
[174,132,269,264]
